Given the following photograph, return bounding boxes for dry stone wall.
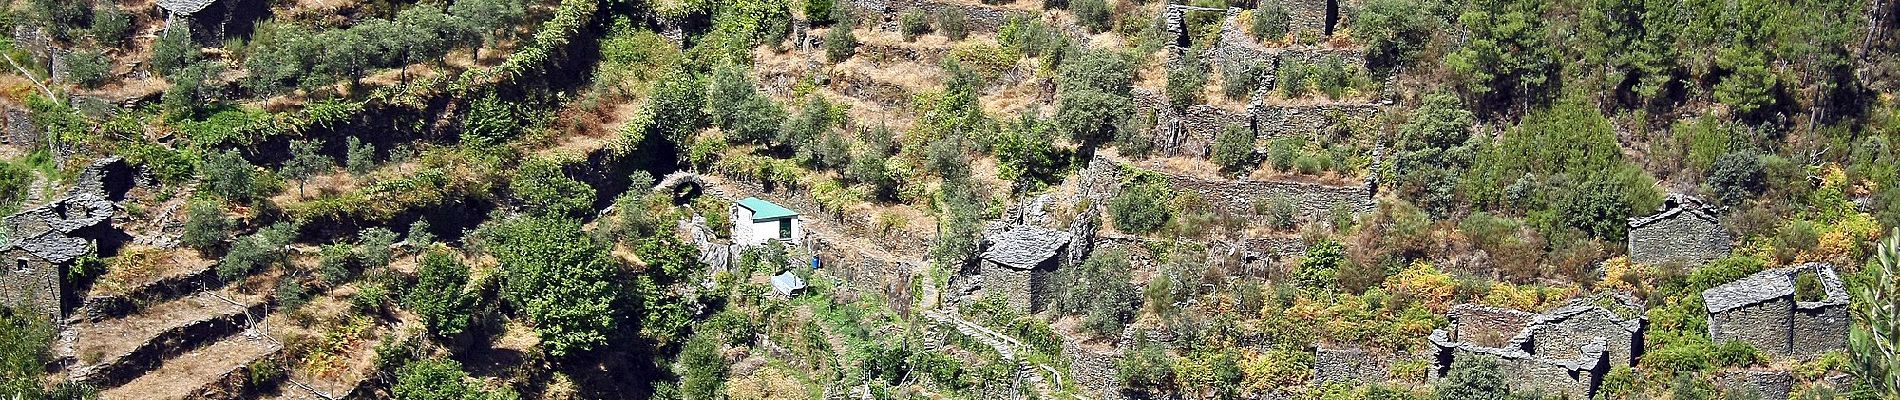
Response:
[1719,370,1794,400]
[1059,333,1125,400]
[1627,194,1732,266]
[1133,88,1383,157]
[1703,263,1850,360]
[1313,347,1389,384]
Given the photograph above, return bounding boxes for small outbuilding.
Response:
[977,223,1072,314]
[1627,194,1732,266]
[731,197,802,247]
[1702,262,1850,360]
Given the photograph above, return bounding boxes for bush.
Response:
[1313,56,1352,99]
[1294,240,1344,292]
[63,49,110,88]
[1109,172,1174,234]
[1055,250,1139,338]
[1277,59,1310,98]
[1165,58,1207,108]
[937,9,970,40]
[181,200,231,253]
[90,5,132,45]
[899,11,932,41]
[1211,124,1255,173]
[462,93,518,146]
[406,250,472,336]
[1073,0,1112,33]
[151,25,197,76]
[806,0,835,25]
[824,24,859,62]
[1257,195,1298,230]
[200,149,255,203]
[1352,0,1435,69]
[1221,61,1265,100]
[679,331,729,400]
[511,158,594,220]
[1435,355,1508,400]
[1252,1,1290,41]
[1707,151,1765,207]
[484,216,624,357]
[220,223,298,281]
[345,137,376,175]
[393,358,479,400]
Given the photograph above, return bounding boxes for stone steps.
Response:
[63,291,268,389]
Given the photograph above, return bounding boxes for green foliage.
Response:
[510,158,594,219]
[1117,336,1174,391]
[825,23,859,62]
[899,11,931,41]
[462,93,520,147]
[181,200,230,253]
[649,72,709,146]
[1277,58,1311,98]
[1436,355,1508,400]
[151,25,197,75]
[345,137,376,176]
[1444,0,1556,112]
[993,110,1068,190]
[63,49,110,88]
[407,250,473,337]
[1072,0,1111,33]
[219,222,299,281]
[1580,0,1682,102]
[1353,0,1436,69]
[1220,61,1265,100]
[1706,151,1765,207]
[483,216,623,357]
[283,139,333,195]
[937,8,969,40]
[678,329,728,400]
[1296,240,1345,292]
[318,243,357,285]
[449,0,526,49]
[1056,50,1136,147]
[999,15,1065,60]
[0,162,31,216]
[1712,46,1779,117]
[806,0,835,26]
[1464,100,1659,227]
[393,358,481,400]
[1211,124,1255,173]
[162,61,224,117]
[1056,250,1138,338]
[199,149,255,203]
[30,0,87,41]
[1851,229,1900,396]
[932,174,985,266]
[1389,92,1476,216]
[87,5,130,45]
[1252,1,1290,41]
[1108,171,1173,234]
[0,307,58,399]
[1165,56,1207,108]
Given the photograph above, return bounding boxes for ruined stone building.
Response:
[1628,194,1732,266]
[1702,263,1850,359]
[0,158,132,318]
[1429,294,1646,398]
[976,223,1072,314]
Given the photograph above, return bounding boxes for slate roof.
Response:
[737,197,798,222]
[1629,193,1723,228]
[980,224,1071,270]
[1702,263,1849,314]
[156,0,219,15]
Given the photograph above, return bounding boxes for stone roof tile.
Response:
[981,224,1071,270]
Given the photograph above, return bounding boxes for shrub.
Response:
[221,223,298,281]
[1073,0,1112,33]
[1707,151,1765,207]
[899,11,931,41]
[649,72,709,145]
[511,158,594,220]
[63,50,111,88]
[679,330,729,400]
[484,216,624,357]
[1056,250,1139,338]
[181,200,231,253]
[281,139,332,196]
[1294,240,1344,292]
[1313,56,1352,99]
[406,250,472,336]
[937,8,970,40]
[1109,173,1174,234]
[1220,61,1265,100]
[356,228,398,268]
[1436,356,1508,400]
[345,137,376,175]
[90,5,133,45]
[318,243,358,285]
[1252,1,1290,41]
[1211,124,1255,173]
[393,358,480,400]
[151,25,197,76]
[1277,58,1310,98]
[1257,195,1297,230]
[199,149,255,203]
[806,0,835,25]
[824,24,859,62]
[1165,57,1207,108]
[1352,0,1435,69]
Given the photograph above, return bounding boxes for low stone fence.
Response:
[1059,332,1125,400]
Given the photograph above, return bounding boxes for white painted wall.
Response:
[730,206,802,247]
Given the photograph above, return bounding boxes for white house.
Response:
[731,197,802,247]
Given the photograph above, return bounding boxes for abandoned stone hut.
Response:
[0,193,118,318]
[1627,194,1732,266]
[1428,294,1646,399]
[1702,262,1850,360]
[977,223,1072,314]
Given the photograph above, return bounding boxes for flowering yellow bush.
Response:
[1382,261,1457,313]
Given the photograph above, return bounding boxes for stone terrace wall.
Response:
[1060,333,1125,400]
[1133,89,1383,157]
[827,69,913,108]
[1447,304,1536,348]
[1313,347,1389,384]
[1254,103,1382,141]
[848,0,1018,35]
[1156,170,1375,222]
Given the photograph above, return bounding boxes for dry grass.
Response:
[98,333,278,400]
[93,246,213,297]
[269,171,365,206]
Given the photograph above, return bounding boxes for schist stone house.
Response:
[1702,263,1850,359]
[1428,294,1646,399]
[730,197,802,247]
[1628,194,1732,266]
[0,193,118,318]
[978,223,1072,314]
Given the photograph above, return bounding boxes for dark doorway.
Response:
[1323,0,1339,36]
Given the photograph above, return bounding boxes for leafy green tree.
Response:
[1108,173,1173,234]
[1444,0,1557,113]
[181,200,231,253]
[0,163,30,215]
[899,11,932,41]
[932,175,985,266]
[1072,0,1111,33]
[283,139,333,196]
[1294,240,1344,292]
[1055,51,1136,148]
[1352,0,1436,70]
[1252,1,1290,41]
[1165,56,1207,108]
[1220,61,1264,100]
[318,243,359,285]
[151,25,198,76]
[484,216,624,357]
[806,0,835,26]
[345,136,376,175]
[63,49,110,88]
[407,219,437,249]
[1390,92,1475,216]
[1211,124,1255,173]
[406,250,473,337]
[161,60,224,117]
[678,330,728,400]
[708,63,783,145]
[200,149,255,202]
[89,5,132,45]
[449,0,524,57]
[1712,46,1779,117]
[219,222,298,281]
[780,95,838,155]
[510,159,594,219]
[243,24,318,95]
[994,110,1068,190]
[1851,229,1900,396]
[1436,355,1509,400]
[1580,0,1681,103]
[30,0,88,40]
[393,358,477,400]
[649,72,709,146]
[1277,58,1311,98]
[357,227,398,268]
[1055,249,1138,338]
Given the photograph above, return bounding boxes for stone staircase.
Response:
[924,311,1039,380]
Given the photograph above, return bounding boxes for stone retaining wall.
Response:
[1132,89,1383,157]
[79,264,219,322]
[73,300,268,388]
[1313,347,1389,384]
[1059,333,1125,400]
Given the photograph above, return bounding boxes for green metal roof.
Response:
[737,197,799,222]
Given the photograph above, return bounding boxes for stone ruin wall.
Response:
[846,0,1016,35]
[1531,310,1640,368]
[1720,370,1794,400]
[1709,295,1799,358]
[0,248,62,318]
[1628,214,1731,266]
[1156,170,1376,222]
[1059,333,1125,400]
[1447,304,1536,348]
[827,69,913,109]
[1790,304,1850,358]
[1133,89,1383,158]
[1312,347,1389,384]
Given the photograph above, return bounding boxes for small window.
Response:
[779,219,792,239]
